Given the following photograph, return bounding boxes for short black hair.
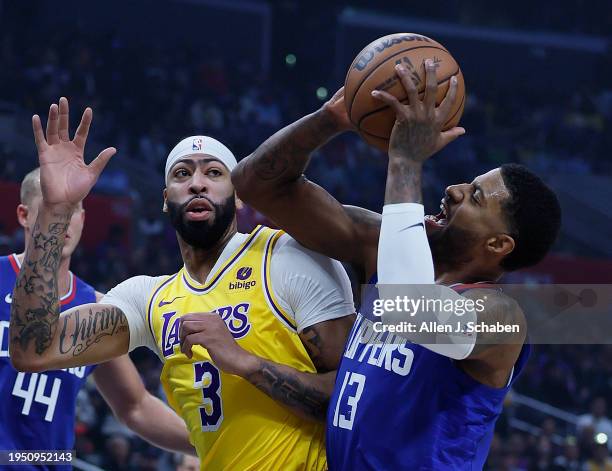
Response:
[499,164,561,271]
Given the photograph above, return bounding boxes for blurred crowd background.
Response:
[0,1,611,470]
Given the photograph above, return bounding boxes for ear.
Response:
[486,234,515,258]
[162,188,168,213]
[16,204,28,228]
[235,195,244,210]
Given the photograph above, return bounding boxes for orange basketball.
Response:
[344,33,465,151]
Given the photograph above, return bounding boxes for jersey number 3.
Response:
[194,361,223,432]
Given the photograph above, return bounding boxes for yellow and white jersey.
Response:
[101,226,355,470]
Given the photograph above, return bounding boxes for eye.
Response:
[471,188,480,204]
[174,168,190,178]
[207,168,223,177]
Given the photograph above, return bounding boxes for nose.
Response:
[188,169,208,195]
[445,184,468,203]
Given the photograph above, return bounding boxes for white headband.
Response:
[165,136,237,182]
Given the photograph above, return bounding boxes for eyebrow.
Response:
[171,158,225,171]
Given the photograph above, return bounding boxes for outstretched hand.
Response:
[32,97,116,206]
[372,60,465,163]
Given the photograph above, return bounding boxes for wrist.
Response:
[236,350,260,378]
[387,157,423,172]
[314,108,350,135]
[41,201,78,216]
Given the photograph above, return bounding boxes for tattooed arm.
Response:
[232,89,379,276]
[10,204,129,372]
[242,316,355,421]
[10,97,123,372]
[180,313,354,421]
[243,363,337,422]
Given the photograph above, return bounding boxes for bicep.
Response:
[244,175,379,269]
[299,316,355,373]
[43,303,129,370]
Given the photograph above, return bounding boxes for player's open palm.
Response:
[32,97,116,206]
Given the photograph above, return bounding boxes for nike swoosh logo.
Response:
[158,296,185,307]
[401,222,425,231]
[5,293,12,304]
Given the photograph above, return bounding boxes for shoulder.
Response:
[0,254,18,276]
[462,287,527,361]
[119,274,170,290]
[102,275,171,303]
[271,233,346,275]
[269,233,354,325]
[462,288,525,326]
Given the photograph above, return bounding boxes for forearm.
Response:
[10,203,73,365]
[233,109,341,194]
[121,394,195,455]
[376,203,476,359]
[242,356,336,422]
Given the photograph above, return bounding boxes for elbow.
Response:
[231,159,252,199]
[10,353,50,373]
[231,155,276,205]
[114,398,144,431]
[116,410,137,430]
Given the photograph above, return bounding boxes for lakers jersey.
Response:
[147,226,326,470]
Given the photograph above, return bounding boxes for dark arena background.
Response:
[0,1,610,470]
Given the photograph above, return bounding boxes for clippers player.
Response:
[10,99,355,470]
[1,168,194,470]
[233,60,561,469]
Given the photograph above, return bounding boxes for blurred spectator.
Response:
[0,223,11,254]
[552,437,581,471]
[578,398,612,451]
[101,434,136,471]
[583,444,612,471]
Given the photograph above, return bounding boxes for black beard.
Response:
[428,224,480,271]
[167,195,236,250]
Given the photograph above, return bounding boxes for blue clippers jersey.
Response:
[326,278,530,471]
[0,254,96,471]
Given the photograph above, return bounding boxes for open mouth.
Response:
[184,198,213,220]
[425,199,449,228]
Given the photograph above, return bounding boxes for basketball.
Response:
[344,33,466,150]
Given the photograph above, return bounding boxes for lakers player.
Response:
[233,61,561,469]
[10,98,355,470]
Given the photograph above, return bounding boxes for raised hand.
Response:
[32,97,116,206]
[372,60,465,163]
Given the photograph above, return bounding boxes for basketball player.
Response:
[1,168,194,470]
[10,98,355,470]
[232,60,562,469]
